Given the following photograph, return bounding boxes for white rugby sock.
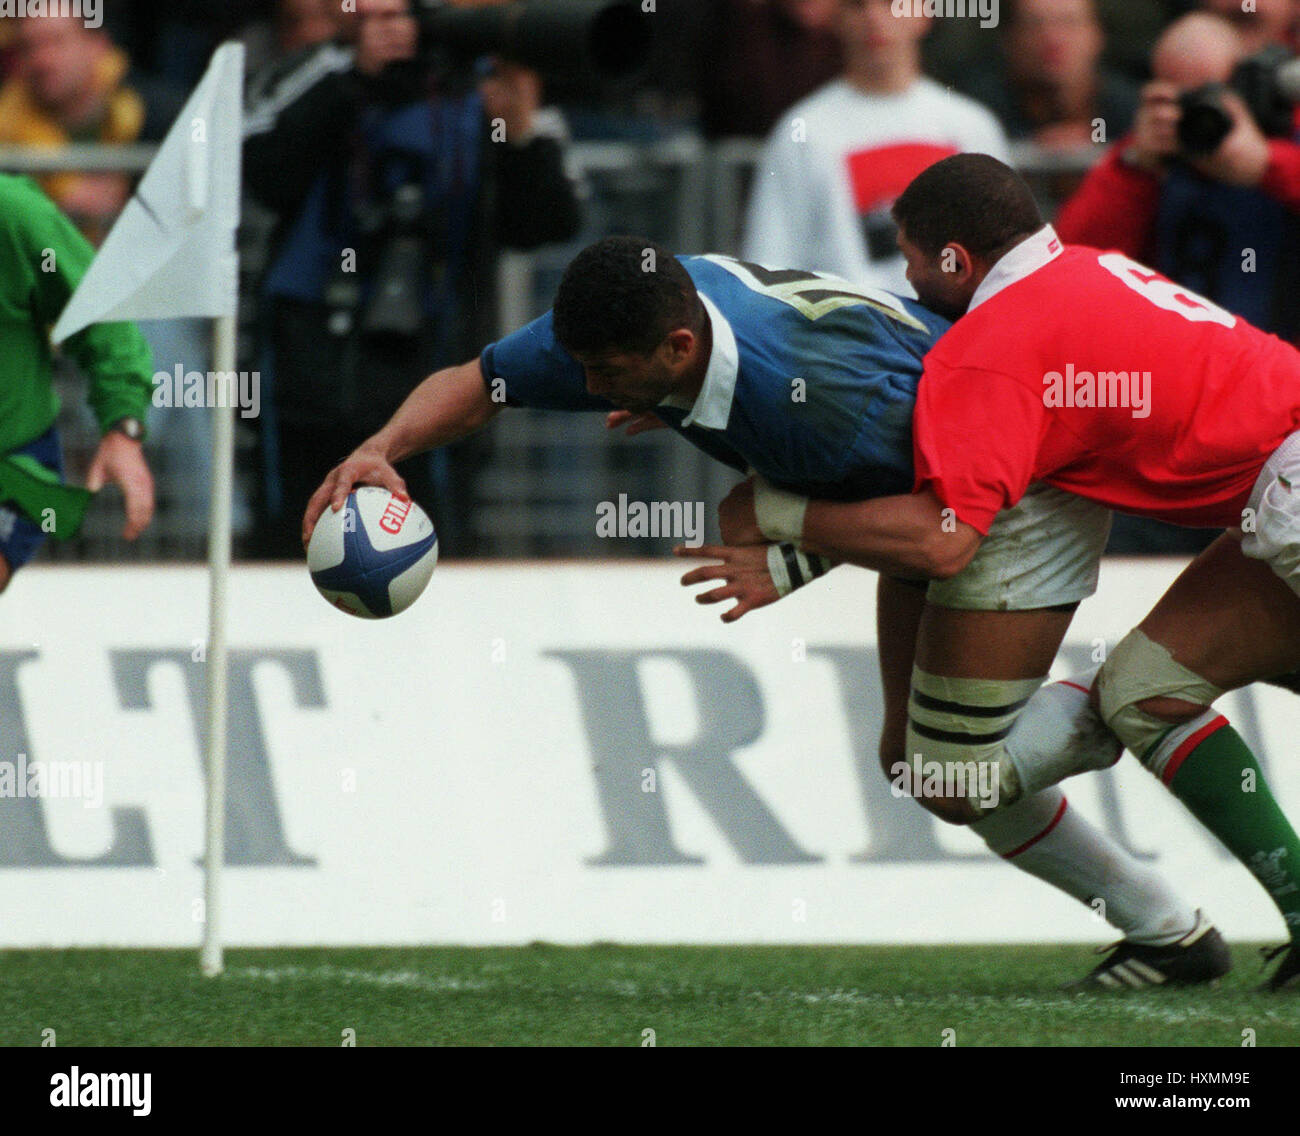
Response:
[1004,668,1123,795]
[972,787,1197,945]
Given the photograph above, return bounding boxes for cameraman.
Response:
[243,0,581,558]
[1055,11,1300,554]
[1056,13,1300,335]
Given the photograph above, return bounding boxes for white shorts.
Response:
[1241,429,1300,595]
[926,482,1113,612]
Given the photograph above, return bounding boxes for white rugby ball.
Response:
[307,486,438,618]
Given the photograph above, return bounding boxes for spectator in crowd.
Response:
[960,0,1139,150]
[1055,11,1300,553]
[1056,13,1300,342]
[742,0,1007,294]
[104,0,273,92]
[923,1,1179,93]
[0,174,156,588]
[0,14,212,560]
[1199,0,1298,54]
[698,0,843,140]
[238,0,343,78]
[242,0,581,559]
[0,13,184,244]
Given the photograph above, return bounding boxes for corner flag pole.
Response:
[201,312,238,977]
[51,42,246,979]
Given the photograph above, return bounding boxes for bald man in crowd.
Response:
[1055,11,1300,553]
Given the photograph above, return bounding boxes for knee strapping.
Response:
[1096,630,1224,760]
[903,668,1043,814]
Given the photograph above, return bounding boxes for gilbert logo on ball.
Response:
[307,487,438,618]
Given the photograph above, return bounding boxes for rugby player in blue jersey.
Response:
[302,236,1227,988]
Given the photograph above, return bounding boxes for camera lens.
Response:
[1177,90,1234,157]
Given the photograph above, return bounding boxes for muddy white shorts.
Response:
[927,482,1113,612]
[1241,429,1300,596]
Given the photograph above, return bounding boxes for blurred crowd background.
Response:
[1,0,1295,563]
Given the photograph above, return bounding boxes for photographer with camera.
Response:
[1055,12,1300,553]
[1057,13,1300,328]
[242,0,581,558]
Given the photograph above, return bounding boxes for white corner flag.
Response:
[52,42,243,342]
[53,43,246,981]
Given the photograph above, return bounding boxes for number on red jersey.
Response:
[1097,253,1236,328]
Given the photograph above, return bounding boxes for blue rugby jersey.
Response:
[479,255,949,500]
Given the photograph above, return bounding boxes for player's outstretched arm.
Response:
[799,489,982,579]
[725,477,983,579]
[302,357,501,545]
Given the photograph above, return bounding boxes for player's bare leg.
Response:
[1116,533,1300,691]
[874,575,927,776]
[908,604,1077,825]
[1095,533,1300,987]
[0,552,10,594]
[878,580,1220,976]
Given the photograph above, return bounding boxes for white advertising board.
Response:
[0,559,1295,947]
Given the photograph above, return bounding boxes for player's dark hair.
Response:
[553,236,702,356]
[892,154,1044,262]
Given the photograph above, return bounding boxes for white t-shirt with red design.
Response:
[742,77,1009,294]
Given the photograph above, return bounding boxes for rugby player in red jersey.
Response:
[307,234,1228,990]
[700,154,1300,987]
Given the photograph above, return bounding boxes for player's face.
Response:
[576,346,677,412]
[898,231,972,320]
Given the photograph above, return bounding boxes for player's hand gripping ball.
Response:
[307,486,438,618]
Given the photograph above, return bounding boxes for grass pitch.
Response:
[1,943,1295,1047]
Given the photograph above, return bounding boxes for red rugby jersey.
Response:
[913,227,1300,534]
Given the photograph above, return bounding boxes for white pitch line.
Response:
[231,966,491,993]
[229,969,1299,1028]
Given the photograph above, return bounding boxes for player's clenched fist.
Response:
[302,447,408,547]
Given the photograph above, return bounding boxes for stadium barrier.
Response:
[0,559,1294,947]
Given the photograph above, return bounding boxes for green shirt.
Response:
[0,174,154,454]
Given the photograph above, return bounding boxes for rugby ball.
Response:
[307,487,438,618]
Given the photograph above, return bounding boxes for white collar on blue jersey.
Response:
[967,224,1064,312]
[658,291,739,430]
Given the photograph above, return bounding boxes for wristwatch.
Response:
[109,416,145,442]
